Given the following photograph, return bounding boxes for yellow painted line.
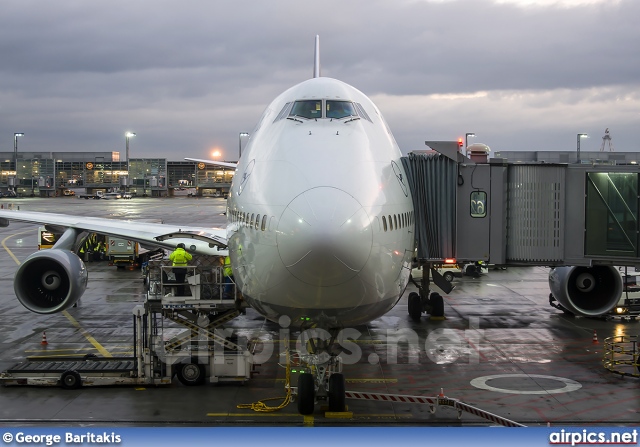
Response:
[303,415,314,426]
[1,229,36,265]
[207,413,303,417]
[268,378,397,384]
[62,311,113,358]
[206,413,413,419]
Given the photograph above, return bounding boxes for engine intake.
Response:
[14,249,88,314]
[549,265,622,316]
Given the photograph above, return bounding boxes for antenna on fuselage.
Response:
[313,35,320,78]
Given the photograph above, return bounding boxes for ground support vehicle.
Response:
[107,236,146,269]
[78,191,105,199]
[1,256,252,388]
[606,271,640,320]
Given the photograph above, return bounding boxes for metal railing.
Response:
[603,335,640,378]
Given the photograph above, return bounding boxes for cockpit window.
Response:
[326,101,357,119]
[274,102,294,122]
[289,100,322,120]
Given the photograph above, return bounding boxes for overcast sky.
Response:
[0,0,637,161]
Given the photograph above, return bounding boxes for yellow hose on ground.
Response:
[237,343,293,412]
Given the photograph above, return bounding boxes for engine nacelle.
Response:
[549,265,622,316]
[14,249,88,314]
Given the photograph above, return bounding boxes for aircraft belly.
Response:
[242,274,398,328]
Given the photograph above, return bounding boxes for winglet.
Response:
[313,35,320,78]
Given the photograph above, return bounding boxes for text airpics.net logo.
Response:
[550,429,638,446]
[153,315,486,367]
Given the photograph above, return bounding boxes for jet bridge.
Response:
[401,142,640,319]
[402,143,640,267]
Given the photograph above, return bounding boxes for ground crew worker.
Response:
[170,243,192,296]
[223,255,234,299]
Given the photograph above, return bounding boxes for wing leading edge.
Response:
[0,209,228,255]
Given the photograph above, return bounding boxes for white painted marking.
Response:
[470,374,582,394]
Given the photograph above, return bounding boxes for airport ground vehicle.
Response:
[37,226,61,250]
[107,237,141,268]
[607,268,640,319]
[411,263,462,283]
[78,190,105,199]
[63,189,75,196]
[121,192,133,199]
[102,192,122,200]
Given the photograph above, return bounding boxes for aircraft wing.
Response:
[185,158,237,169]
[0,209,228,255]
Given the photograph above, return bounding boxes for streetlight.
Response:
[465,132,475,156]
[239,132,249,159]
[577,133,588,163]
[14,132,24,174]
[125,132,136,162]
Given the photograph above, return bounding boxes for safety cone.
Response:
[41,331,48,346]
[592,330,599,344]
[438,388,445,398]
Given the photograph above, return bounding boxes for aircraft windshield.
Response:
[289,100,322,120]
[326,101,357,119]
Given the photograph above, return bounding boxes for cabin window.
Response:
[261,215,267,231]
[382,216,388,232]
[255,214,260,230]
[290,100,322,120]
[326,101,357,119]
[388,215,393,231]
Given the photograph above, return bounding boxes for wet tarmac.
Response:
[0,197,638,427]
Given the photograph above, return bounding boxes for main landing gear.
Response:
[293,329,346,415]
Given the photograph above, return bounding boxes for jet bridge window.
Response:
[289,100,322,120]
[470,191,487,218]
[326,100,357,119]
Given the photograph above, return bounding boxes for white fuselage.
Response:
[226,77,415,329]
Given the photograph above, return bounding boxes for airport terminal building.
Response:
[0,151,235,198]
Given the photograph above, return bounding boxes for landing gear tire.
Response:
[430,292,445,318]
[328,373,346,412]
[60,370,82,390]
[297,373,315,415]
[176,360,206,386]
[408,292,422,321]
[443,272,454,282]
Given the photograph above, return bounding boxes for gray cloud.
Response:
[0,0,638,158]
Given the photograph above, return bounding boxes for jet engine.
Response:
[548,265,622,316]
[14,249,88,314]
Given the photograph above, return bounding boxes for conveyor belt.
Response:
[8,357,136,374]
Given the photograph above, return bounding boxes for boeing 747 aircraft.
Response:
[0,36,417,413]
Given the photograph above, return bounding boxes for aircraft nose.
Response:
[277,187,372,287]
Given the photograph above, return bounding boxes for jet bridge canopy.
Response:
[402,146,640,267]
[401,152,457,261]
